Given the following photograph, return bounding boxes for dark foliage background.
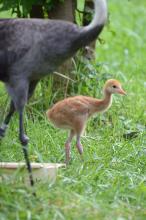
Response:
[0,0,65,17]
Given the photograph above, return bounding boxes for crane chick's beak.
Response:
[118,88,126,95]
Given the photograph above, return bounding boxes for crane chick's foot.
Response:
[76,143,83,155]
[0,124,8,138]
[80,154,84,162]
[20,134,29,146]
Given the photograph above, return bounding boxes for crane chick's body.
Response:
[48,95,111,130]
[47,79,126,163]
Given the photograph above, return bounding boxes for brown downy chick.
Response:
[46,79,126,164]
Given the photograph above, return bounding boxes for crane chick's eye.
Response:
[112,85,117,88]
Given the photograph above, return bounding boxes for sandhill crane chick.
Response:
[46,79,126,163]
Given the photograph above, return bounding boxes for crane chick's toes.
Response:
[20,134,29,146]
[65,159,70,166]
[80,154,84,162]
[65,157,73,166]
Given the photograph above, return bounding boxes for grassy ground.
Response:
[1,0,146,219]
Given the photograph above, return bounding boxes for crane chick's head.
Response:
[104,79,126,95]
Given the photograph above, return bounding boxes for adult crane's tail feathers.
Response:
[78,0,107,47]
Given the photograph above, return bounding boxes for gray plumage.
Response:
[0,20,102,82]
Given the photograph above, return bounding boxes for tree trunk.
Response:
[48,0,76,22]
[48,0,77,99]
[30,4,44,18]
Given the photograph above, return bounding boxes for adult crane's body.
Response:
[0,15,105,83]
[0,0,107,185]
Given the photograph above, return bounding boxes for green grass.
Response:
[1,0,146,219]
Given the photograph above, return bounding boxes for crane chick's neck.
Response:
[96,90,113,112]
[102,90,112,109]
[103,89,112,100]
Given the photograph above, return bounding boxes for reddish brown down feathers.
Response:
[46,79,126,163]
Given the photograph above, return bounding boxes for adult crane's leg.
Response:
[0,101,15,138]
[6,79,34,186]
[0,80,38,139]
[19,107,34,186]
[21,80,38,186]
[28,80,38,100]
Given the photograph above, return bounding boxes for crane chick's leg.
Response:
[76,134,83,156]
[76,135,84,162]
[0,101,15,138]
[75,118,86,160]
[6,80,34,186]
[65,130,75,164]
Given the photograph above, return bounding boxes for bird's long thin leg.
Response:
[76,135,83,156]
[19,109,34,186]
[0,80,38,139]
[28,80,38,100]
[65,130,75,164]
[18,81,38,186]
[6,80,34,186]
[0,101,15,138]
